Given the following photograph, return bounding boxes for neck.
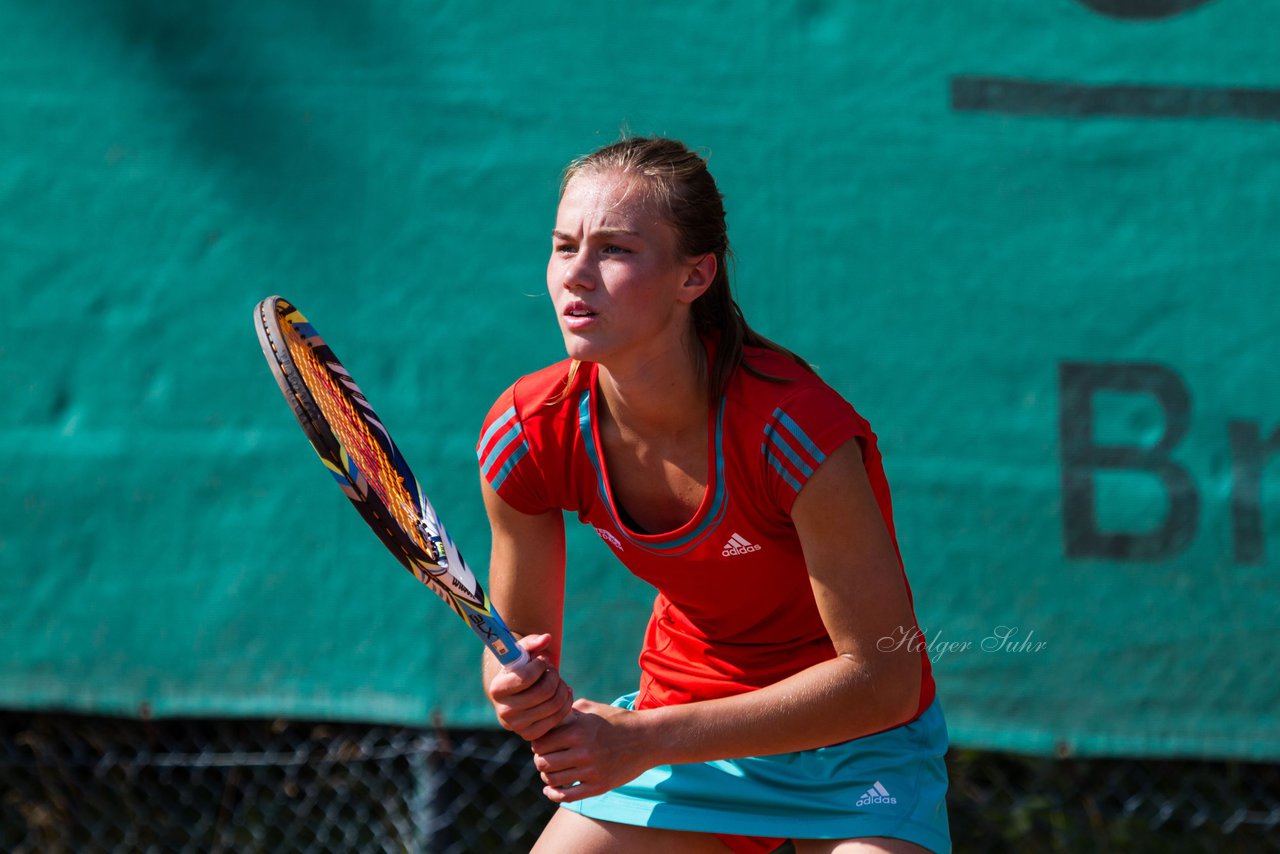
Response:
[596,331,708,437]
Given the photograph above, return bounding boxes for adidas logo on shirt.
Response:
[856,781,898,807]
[721,533,761,557]
[595,527,623,550]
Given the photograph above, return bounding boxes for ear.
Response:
[676,253,717,305]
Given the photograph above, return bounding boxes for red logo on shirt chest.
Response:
[595,527,624,550]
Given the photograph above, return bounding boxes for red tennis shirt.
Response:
[477,344,935,722]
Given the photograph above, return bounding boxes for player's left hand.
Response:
[529,698,651,802]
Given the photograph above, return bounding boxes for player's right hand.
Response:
[485,633,574,742]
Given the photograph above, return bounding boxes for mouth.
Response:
[563,300,597,321]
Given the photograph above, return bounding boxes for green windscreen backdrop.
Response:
[3,1,1277,760]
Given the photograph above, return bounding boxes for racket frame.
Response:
[254,295,530,673]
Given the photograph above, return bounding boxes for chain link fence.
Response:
[2,710,1277,853]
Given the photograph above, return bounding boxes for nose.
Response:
[558,250,595,291]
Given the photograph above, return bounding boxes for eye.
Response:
[553,242,577,255]
[602,244,631,255]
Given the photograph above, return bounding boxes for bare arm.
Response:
[479,476,575,741]
[531,439,923,800]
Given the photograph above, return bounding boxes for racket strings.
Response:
[281,321,441,564]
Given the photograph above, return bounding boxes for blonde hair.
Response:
[556,136,810,401]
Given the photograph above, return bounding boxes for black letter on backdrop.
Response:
[1229,421,1280,565]
[1075,0,1214,19]
[1059,363,1198,560]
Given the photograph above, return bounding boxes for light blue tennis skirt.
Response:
[564,694,951,853]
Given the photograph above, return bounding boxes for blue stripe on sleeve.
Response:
[477,406,518,459]
[764,448,804,494]
[763,424,815,480]
[489,440,530,492]
[772,409,827,467]
[480,421,526,480]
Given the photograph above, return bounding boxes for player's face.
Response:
[548,171,708,370]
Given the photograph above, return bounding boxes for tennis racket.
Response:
[254,295,530,673]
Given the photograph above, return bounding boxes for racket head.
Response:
[254,296,527,669]
[255,296,433,559]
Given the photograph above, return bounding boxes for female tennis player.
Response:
[477,137,950,853]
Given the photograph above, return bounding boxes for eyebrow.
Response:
[551,228,643,241]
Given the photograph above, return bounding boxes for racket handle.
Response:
[500,644,534,676]
[468,600,532,674]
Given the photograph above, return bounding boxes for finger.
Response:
[570,697,602,713]
[536,674,574,712]
[494,665,565,712]
[529,710,583,755]
[543,781,600,803]
[489,658,549,700]
[507,683,575,740]
[540,767,585,789]
[532,744,582,775]
[514,710,570,742]
[528,681,575,727]
[517,633,555,657]
[500,704,564,741]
